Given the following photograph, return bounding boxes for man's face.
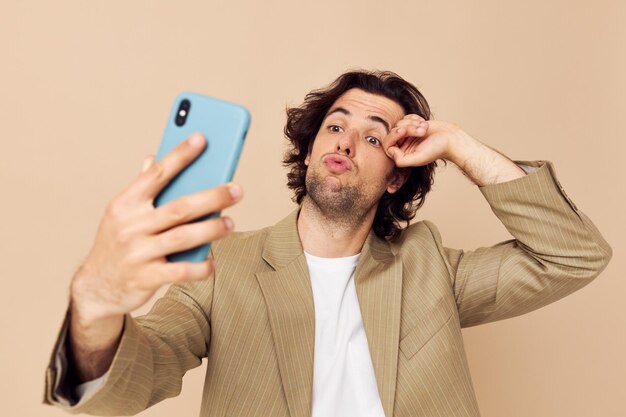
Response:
[304,88,407,221]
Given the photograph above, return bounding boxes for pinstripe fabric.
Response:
[44,160,612,416]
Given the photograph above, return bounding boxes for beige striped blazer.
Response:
[44,160,612,416]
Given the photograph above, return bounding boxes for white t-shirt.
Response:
[305,251,385,417]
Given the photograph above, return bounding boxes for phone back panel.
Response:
[154,92,250,263]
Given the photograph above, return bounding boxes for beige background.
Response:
[1,1,624,416]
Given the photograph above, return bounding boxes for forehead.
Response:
[327,88,405,125]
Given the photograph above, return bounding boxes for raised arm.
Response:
[384,116,611,325]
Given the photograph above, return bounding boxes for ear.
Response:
[304,153,311,166]
[386,168,409,194]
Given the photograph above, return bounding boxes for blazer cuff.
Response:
[480,160,578,212]
[44,312,139,412]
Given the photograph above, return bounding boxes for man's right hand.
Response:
[67,132,242,383]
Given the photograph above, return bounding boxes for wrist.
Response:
[67,306,123,383]
[69,300,124,351]
[69,266,121,326]
[445,128,485,169]
[69,299,124,333]
[445,130,526,186]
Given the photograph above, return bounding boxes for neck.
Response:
[297,196,375,258]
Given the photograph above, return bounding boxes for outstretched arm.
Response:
[44,133,242,413]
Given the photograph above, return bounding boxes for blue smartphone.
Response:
[154,92,250,263]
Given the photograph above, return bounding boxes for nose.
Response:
[336,129,357,157]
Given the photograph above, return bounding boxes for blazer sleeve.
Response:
[428,160,612,328]
[43,275,214,416]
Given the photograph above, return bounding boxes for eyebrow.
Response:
[324,107,390,134]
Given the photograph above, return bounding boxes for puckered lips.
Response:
[323,154,353,174]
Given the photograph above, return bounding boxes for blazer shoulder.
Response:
[394,220,443,248]
[389,220,450,263]
[212,225,272,258]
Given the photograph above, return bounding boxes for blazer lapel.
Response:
[256,210,315,417]
[355,232,402,417]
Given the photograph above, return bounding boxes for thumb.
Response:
[141,155,155,173]
[387,146,408,166]
[389,146,422,168]
[386,146,400,159]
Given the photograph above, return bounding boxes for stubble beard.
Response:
[304,167,382,230]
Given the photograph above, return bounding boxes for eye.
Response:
[366,136,381,147]
[328,124,343,133]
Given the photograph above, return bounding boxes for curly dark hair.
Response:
[283,69,438,241]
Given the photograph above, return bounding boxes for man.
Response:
[44,70,612,417]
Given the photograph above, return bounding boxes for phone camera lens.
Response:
[175,99,191,127]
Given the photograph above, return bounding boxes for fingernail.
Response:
[223,217,234,230]
[189,134,205,147]
[227,183,242,199]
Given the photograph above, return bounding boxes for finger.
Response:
[141,155,155,174]
[387,146,411,167]
[384,128,423,157]
[396,114,426,125]
[412,121,429,137]
[384,126,408,151]
[391,150,422,168]
[405,114,427,122]
[394,119,417,128]
[395,118,429,135]
[388,144,431,168]
[131,133,207,201]
[145,216,234,260]
[148,258,217,287]
[143,183,243,234]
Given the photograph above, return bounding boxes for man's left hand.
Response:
[384,114,526,186]
[383,114,467,168]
